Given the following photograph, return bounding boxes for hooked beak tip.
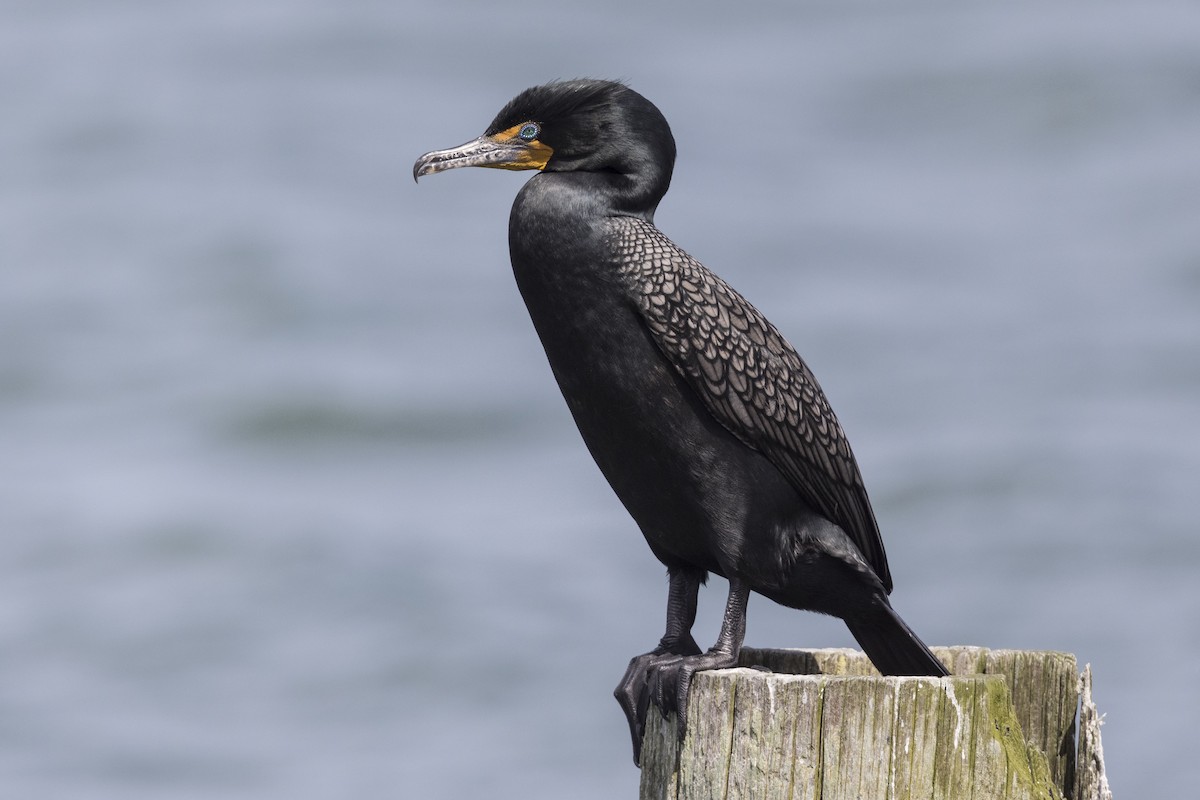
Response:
[412,155,435,184]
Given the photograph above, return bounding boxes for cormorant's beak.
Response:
[413,126,553,182]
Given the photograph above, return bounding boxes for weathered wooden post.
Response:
[639,647,1111,800]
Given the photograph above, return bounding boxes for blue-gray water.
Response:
[2,2,1197,797]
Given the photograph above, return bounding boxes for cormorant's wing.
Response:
[611,218,892,592]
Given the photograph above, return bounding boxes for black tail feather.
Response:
[845,601,949,677]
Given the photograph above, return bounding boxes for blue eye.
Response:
[518,122,540,141]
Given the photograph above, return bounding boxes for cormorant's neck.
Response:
[532,164,670,223]
[604,145,672,219]
[608,169,669,221]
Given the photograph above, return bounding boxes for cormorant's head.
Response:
[414,80,675,210]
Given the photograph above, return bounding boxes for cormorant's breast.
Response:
[506,173,803,576]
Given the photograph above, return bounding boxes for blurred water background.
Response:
[2,1,1198,797]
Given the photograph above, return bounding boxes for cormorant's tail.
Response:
[845,601,949,677]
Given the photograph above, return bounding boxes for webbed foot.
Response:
[614,645,739,766]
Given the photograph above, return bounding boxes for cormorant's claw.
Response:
[615,653,653,765]
[615,642,699,766]
[614,645,740,766]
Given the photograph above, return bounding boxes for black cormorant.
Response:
[414,79,948,765]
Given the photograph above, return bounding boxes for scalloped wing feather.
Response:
[610,217,892,591]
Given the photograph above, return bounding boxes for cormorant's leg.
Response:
[645,578,751,740]
[614,567,704,765]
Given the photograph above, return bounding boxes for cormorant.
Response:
[414,79,948,765]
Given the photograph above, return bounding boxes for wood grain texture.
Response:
[640,648,1102,800]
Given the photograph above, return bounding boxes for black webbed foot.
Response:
[614,641,699,766]
[614,645,740,766]
[648,649,741,737]
[617,579,751,766]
